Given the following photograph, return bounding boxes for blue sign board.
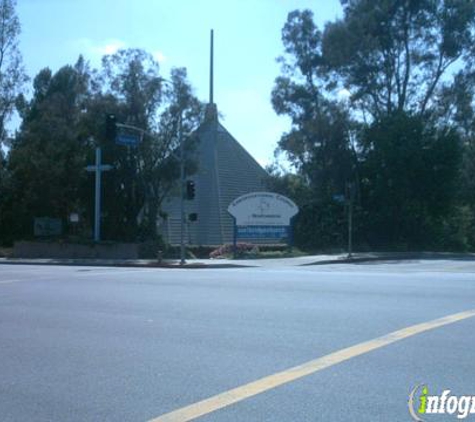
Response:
[236,225,290,240]
[116,134,140,147]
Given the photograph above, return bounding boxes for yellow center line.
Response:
[148,309,475,422]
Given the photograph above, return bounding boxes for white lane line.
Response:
[0,279,22,285]
[74,269,164,277]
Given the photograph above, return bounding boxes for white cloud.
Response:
[71,39,167,67]
[73,38,127,62]
[100,39,127,55]
[152,50,167,63]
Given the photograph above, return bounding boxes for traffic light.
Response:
[188,213,198,222]
[186,180,195,200]
[105,114,117,142]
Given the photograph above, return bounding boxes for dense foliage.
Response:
[271,1,475,251]
[0,0,203,245]
[2,0,475,252]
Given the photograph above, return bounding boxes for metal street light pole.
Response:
[347,181,354,259]
[348,194,353,259]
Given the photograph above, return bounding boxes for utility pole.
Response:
[86,144,112,242]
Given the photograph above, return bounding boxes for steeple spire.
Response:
[205,29,218,122]
[209,29,214,104]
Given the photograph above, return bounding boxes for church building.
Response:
[159,31,269,246]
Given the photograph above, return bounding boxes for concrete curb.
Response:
[1,252,474,269]
[303,253,475,266]
[0,258,255,269]
[302,256,404,266]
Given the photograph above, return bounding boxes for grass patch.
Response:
[249,248,307,259]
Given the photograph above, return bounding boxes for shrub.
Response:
[210,243,258,259]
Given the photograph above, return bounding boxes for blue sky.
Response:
[17,0,343,167]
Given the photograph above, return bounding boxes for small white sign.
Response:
[227,192,299,226]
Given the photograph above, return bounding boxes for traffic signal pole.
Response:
[179,113,186,266]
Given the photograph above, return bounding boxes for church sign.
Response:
[34,217,62,237]
[228,192,299,243]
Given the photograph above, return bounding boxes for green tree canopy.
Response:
[91,49,203,240]
[0,0,27,145]
[271,2,474,251]
[324,0,475,118]
[2,48,203,244]
[360,112,462,247]
[5,58,91,238]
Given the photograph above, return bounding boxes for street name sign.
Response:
[116,133,141,147]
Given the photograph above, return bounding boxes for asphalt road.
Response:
[1,260,474,421]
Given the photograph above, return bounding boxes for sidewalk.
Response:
[1,252,474,269]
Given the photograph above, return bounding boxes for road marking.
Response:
[439,265,475,273]
[0,279,21,285]
[148,309,475,422]
[74,269,163,277]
